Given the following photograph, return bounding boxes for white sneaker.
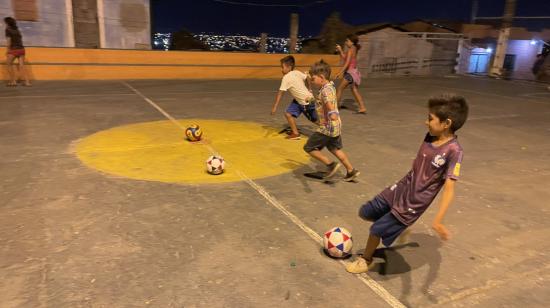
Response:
[345,257,372,274]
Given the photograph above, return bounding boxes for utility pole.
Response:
[470,0,479,23]
[489,0,516,78]
[289,13,299,54]
[259,33,268,53]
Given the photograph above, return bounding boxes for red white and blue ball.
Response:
[323,227,353,258]
[206,155,225,175]
[185,124,202,141]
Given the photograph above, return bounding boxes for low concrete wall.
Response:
[0,47,340,80]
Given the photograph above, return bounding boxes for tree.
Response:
[318,12,354,54]
[301,12,354,54]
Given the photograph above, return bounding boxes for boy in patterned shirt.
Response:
[304,60,359,181]
[346,94,469,274]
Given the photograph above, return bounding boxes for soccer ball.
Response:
[206,155,225,175]
[323,227,353,258]
[185,124,202,141]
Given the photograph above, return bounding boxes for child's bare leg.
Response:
[6,54,16,85]
[351,84,366,112]
[284,112,299,135]
[307,150,332,166]
[361,234,381,262]
[18,55,31,86]
[336,79,349,108]
[330,148,353,172]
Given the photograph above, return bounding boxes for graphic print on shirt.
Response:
[431,154,446,168]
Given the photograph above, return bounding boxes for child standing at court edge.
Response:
[271,56,318,140]
[4,17,31,87]
[303,59,359,181]
[346,94,469,273]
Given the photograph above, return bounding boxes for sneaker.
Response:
[285,133,301,140]
[345,257,372,274]
[343,169,360,182]
[324,162,341,178]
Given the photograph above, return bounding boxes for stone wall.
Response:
[0,0,73,47]
[100,0,151,49]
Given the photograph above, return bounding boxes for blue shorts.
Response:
[286,100,318,123]
[359,196,407,247]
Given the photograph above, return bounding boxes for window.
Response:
[12,0,38,21]
[503,54,516,71]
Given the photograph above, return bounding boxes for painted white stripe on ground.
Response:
[520,92,550,98]
[0,90,276,100]
[122,81,406,308]
[432,85,549,105]
[124,82,188,132]
[468,114,520,120]
[0,93,136,99]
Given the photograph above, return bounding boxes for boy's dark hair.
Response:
[4,17,17,30]
[309,59,331,79]
[280,55,295,70]
[346,34,361,50]
[428,94,469,133]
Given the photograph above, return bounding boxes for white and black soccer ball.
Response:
[206,155,225,175]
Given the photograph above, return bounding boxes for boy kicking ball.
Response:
[346,94,469,273]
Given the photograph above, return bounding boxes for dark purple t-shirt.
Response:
[380,133,463,225]
[5,28,24,50]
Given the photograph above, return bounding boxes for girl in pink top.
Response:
[335,34,366,114]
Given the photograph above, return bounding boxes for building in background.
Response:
[355,23,463,77]
[457,24,550,80]
[0,0,151,49]
[302,16,550,80]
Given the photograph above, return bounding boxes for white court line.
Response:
[0,87,416,100]
[365,113,522,131]
[431,85,549,105]
[520,92,550,98]
[468,114,520,120]
[0,90,276,100]
[122,81,406,308]
[0,93,136,99]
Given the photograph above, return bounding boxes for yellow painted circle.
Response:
[75,119,311,184]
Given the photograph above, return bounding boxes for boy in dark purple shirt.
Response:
[346,94,469,274]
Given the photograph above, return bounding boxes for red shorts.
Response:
[7,49,26,57]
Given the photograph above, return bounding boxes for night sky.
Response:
[151,0,550,36]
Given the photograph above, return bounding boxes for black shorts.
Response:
[303,132,343,152]
[343,72,354,84]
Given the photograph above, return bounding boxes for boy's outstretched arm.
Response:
[432,178,456,240]
[271,90,284,115]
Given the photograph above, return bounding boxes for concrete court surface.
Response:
[0,76,549,307]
